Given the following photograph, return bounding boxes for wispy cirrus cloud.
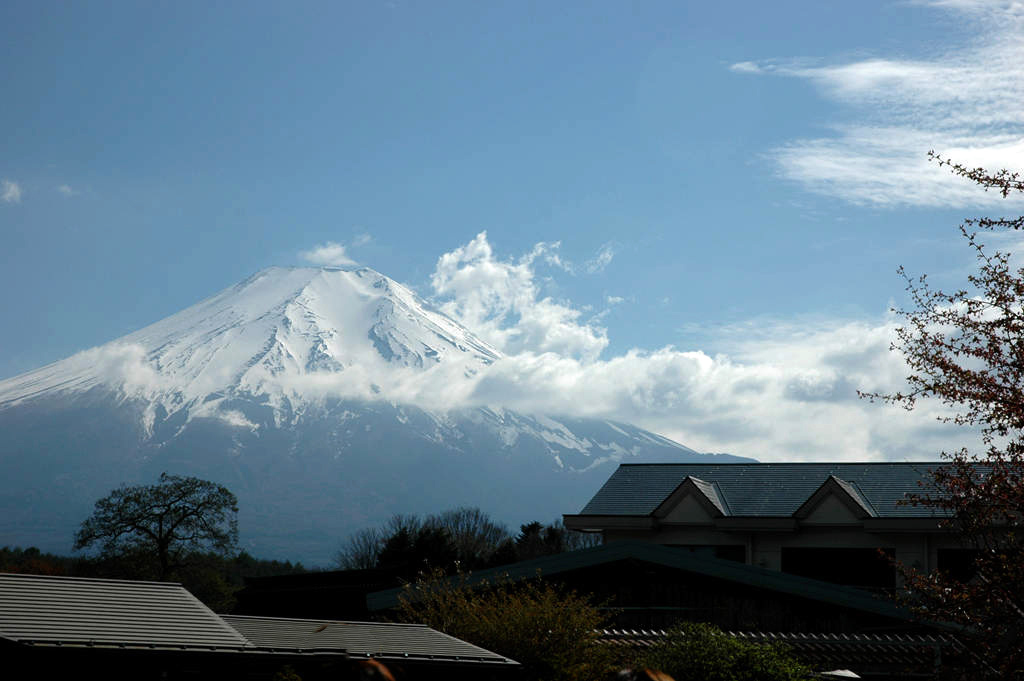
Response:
[2,179,22,204]
[733,1,1024,208]
[57,184,78,197]
[585,243,616,273]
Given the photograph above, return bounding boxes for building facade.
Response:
[563,462,974,589]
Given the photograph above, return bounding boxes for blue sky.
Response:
[3,0,1023,460]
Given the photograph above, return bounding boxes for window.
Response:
[781,547,895,588]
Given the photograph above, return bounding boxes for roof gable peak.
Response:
[794,475,877,522]
[654,475,731,521]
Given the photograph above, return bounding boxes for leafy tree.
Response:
[514,519,600,560]
[863,154,1024,677]
[396,569,617,681]
[376,525,458,574]
[634,623,813,681]
[73,472,239,581]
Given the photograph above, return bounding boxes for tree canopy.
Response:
[73,472,239,581]
[334,508,599,575]
[864,154,1024,677]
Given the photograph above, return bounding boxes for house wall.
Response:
[602,526,966,581]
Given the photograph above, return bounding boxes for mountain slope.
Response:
[0,266,749,564]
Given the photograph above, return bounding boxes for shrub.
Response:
[634,623,814,681]
[396,569,617,681]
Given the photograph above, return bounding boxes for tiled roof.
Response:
[0,573,249,651]
[222,615,518,666]
[578,462,951,517]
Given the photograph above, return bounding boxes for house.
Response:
[364,542,965,679]
[562,462,973,589]
[365,540,932,633]
[0,572,519,680]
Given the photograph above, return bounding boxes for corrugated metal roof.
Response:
[599,629,962,672]
[221,615,518,665]
[578,462,954,517]
[0,573,250,651]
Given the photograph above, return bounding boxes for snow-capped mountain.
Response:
[0,266,748,564]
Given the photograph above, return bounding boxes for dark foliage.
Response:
[862,153,1024,677]
[0,545,83,575]
[335,507,599,577]
[3,544,306,611]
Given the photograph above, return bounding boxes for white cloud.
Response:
[606,295,625,305]
[2,179,22,204]
[299,241,356,266]
[53,234,966,463]
[462,318,964,462]
[57,184,78,197]
[729,61,765,74]
[738,1,1024,208]
[431,232,609,361]
[352,233,373,247]
[585,243,616,273]
[422,234,960,461]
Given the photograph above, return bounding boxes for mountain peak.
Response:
[0,266,499,415]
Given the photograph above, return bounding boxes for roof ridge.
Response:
[0,572,183,588]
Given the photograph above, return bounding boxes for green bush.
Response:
[396,570,618,681]
[635,623,814,681]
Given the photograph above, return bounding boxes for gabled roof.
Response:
[222,615,517,666]
[0,573,249,651]
[574,463,949,518]
[366,541,918,624]
[794,475,877,519]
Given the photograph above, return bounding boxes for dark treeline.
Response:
[0,545,306,611]
[334,507,601,577]
[3,506,599,611]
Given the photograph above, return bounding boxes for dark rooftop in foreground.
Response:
[222,615,517,666]
[0,572,249,652]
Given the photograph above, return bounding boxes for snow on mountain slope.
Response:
[0,266,749,564]
[0,267,499,421]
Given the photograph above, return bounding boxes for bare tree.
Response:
[74,473,238,580]
[334,527,384,570]
[426,507,510,565]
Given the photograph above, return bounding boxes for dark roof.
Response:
[222,615,518,666]
[366,541,918,624]
[0,573,249,652]
[577,462,949,517]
